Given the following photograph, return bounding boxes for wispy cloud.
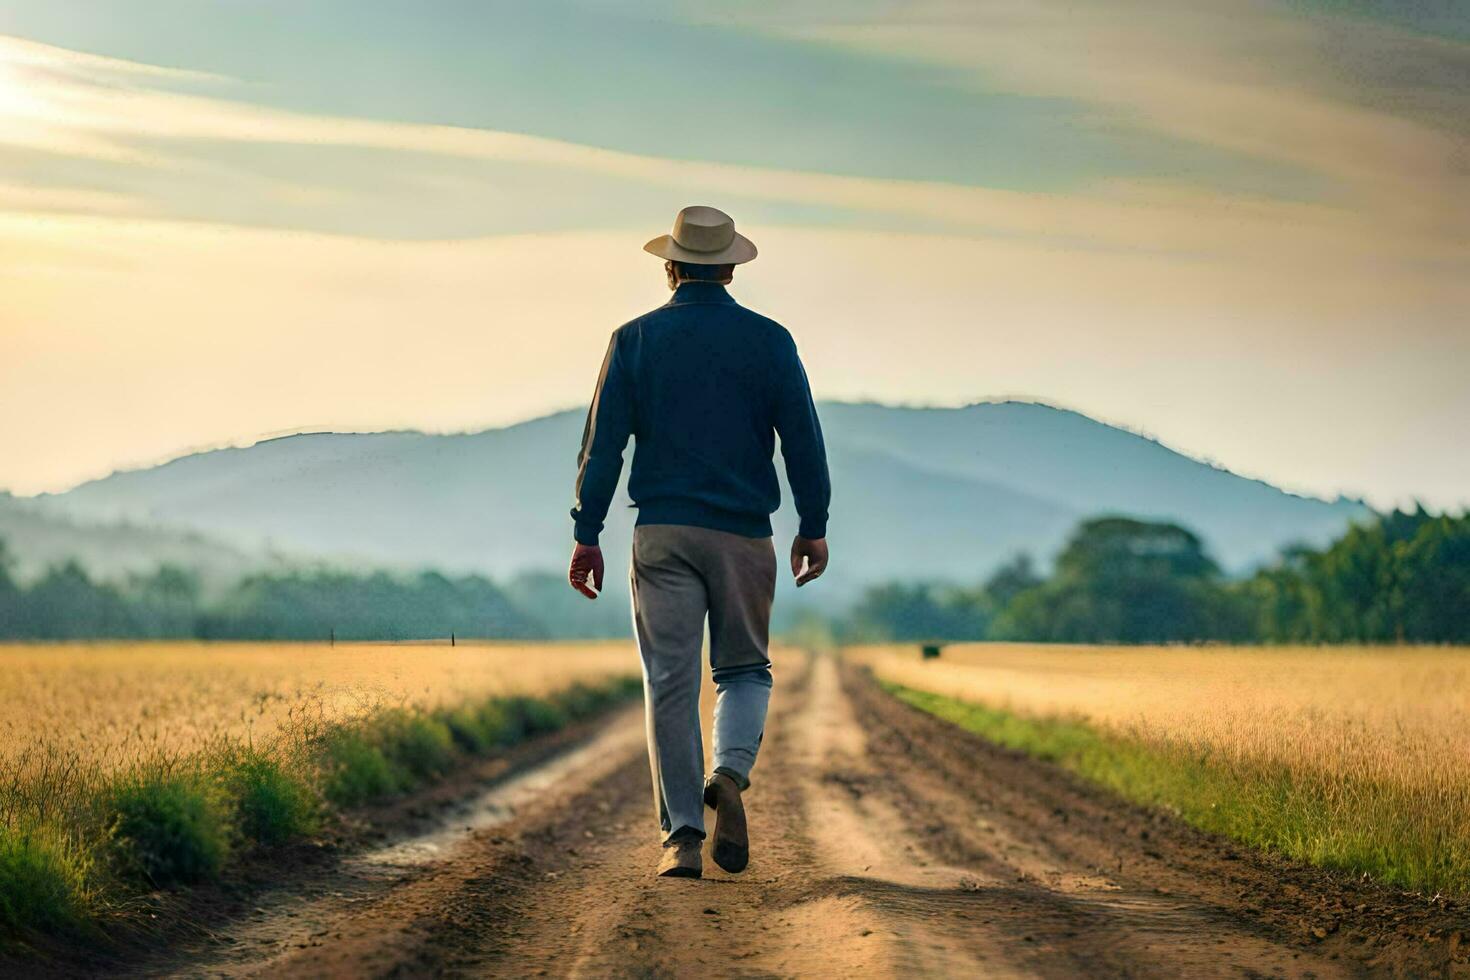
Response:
[0,34,1461,278]
[0,180,138,216]
[0,34,225,162]
[751,0,1468,234]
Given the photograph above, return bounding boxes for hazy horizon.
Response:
[1,2,1465,512]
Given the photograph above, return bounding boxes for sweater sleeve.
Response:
[570,332,634,546]
[773,336,831,540]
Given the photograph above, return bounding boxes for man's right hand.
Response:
[568,543,604,599]
[790,536,828,587]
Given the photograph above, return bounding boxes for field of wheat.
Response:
[851,643,1470,893]
[0,640,641,935]
[0,640,636,774]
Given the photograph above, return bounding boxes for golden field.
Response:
[851,643,1470,892]
[0,640,636,774]
[851,643,1470,783]
[0,640,643,935]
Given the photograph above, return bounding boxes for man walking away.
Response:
[566,206,831,879]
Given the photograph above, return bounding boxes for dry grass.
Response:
[852,643,1470,893]
[0,640,640,937]
[0,640,634,775]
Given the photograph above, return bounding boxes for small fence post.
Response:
[330,627,335,647]
[451,632,456,647]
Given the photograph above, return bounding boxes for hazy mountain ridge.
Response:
[29,402,1371,604]
[818,401,1368,570]
[0,493,268,589]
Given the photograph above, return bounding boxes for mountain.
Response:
[0,492,269,589]
[33,402,1370,612]
[817,402,1369,572]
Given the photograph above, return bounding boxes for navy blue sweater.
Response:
[570,282,830,546]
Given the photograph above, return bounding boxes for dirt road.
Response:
[149,653,1464,979]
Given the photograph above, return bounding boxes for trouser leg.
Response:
[705,533,778,790]
[711,665,771,790]
[630,528,710,841]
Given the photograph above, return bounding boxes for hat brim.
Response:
[643,233,757,265]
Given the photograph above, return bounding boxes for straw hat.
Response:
[643,206,757,265]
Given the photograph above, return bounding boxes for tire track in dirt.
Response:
[819,656,1352,978]
[151,651,1466,978]
[458,650,894,979]
[154,708,651,978]
[837,659,1468,978]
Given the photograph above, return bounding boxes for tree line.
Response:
[840,508,1469,644]
[1,508,1464,643]
[0,544,543,641]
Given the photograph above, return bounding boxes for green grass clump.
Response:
[376,711,457,782]
[0,825,93,933]
[886,682,1470,896]
[319,731,407,807]
[319,708,460,805]
[552,683,607,719]
[509,696,569,737]
[317,675,639,808]
[107,772,231,885]
[474,700,520,745]
[444,705,496,754]
[444,699,528,754]
[558,677,641,718]
[222,749,319,846]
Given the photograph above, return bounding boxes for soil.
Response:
[17,653,1470,978]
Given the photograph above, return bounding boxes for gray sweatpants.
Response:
[630,524,777,842]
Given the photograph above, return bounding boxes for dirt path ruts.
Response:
[155,653,1467,979]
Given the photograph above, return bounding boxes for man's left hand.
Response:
[791,536,828,587]
[568,543,604,599]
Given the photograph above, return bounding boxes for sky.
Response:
[0,0,1466,511]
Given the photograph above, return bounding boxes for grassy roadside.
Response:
[0,674,641,944]
[884,682,1470,897]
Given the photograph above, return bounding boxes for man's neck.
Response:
[668,280,736,305]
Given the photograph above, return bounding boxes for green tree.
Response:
[1393,514,1470,642]
[1055,517,1219,582]
[123,565,203,638]
[984,553,1042,609]
[0,539,18,636]
[992,517,1243,643]
[1239,550,1315,642]
[17,561,134,639]
[199,568,545,641]
[841,581,989,642]
[1240,508,1470,644]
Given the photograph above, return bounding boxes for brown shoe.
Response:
[656,832,703,878]
[703,772,749,873]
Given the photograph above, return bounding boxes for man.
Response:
[567,205,831,879]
